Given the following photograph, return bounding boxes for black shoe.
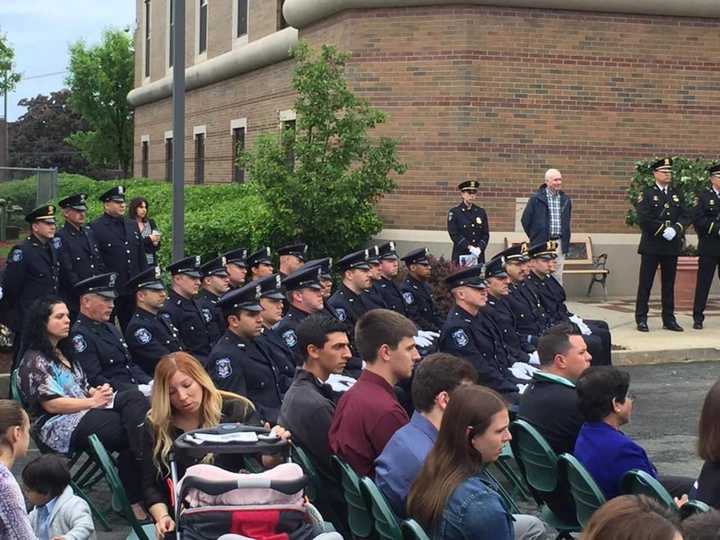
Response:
[663,321,684,332]
[637,321,649,332]
[694,321,703,330]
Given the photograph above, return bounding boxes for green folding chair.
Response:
[331,455,374,539]
[401,519,431,540]
[494,444,532,501]
[559,453,606,528]
[621,469,675,510]
[88,434,156,540]
[290,444,320,503]
[359,476,403,540]
[681,499,712,519]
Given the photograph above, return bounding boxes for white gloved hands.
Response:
[414,334,433,348]
[418,330,440,340]
[663,227,677,241]
[468,246,482,257]
[326,373,357,393]
[569,314,592,336]
[517,383,528,394]
[138,384,152,397]
[510,362,539,381]
[528,351,540,366]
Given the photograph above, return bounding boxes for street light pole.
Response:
[171,0,185,261]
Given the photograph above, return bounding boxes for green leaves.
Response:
[0,33,21,94]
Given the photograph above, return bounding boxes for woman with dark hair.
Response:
[407,385,545,540]
[690,379,720,507]
[581,495,682,540]
[574,366,693,500]
[128,196,160,266]
[17,296,150,520]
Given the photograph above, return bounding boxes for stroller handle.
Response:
[179,474,308,500]
[173,423,289,458]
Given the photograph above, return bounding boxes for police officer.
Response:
[363,245,388,310]
[161,256,212,364]
[401,248,443,332]
[247,247,274,282]
[328,249,373,327]
[277,243,307,278]
[70,273,152,390]
[207,283,284,424]
[305,257,334,301]
[447,180,490,264]
[634,158,691,332]
[372,242,406,315]
[223,247,248,289]
[91,186,147,330]
[56,193,105,318]
[196,255,231,345]
[125,266,183,376]
[692,163,720,329]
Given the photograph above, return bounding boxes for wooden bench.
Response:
[503,233,610,299]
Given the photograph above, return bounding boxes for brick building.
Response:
[128,0,720,295]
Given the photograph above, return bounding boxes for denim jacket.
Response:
[436,470,514,540]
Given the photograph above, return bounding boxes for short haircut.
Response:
[576,366,630,422]
[537,323,580,366]
[698,379,720,462]
[545,168,561,182]
[22,455,71,498]
[355,309,417,363]
[296,314,349,361]
[411,353,478,413]
[682,509,720,540]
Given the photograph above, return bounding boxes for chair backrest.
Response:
[359,476,403,540]
[559,453,606,528]
[681,499,712,520]
[401,519,431,540]
[290,444,319,502]
[10,370,25,407]
[87,434,151,540]
[331,455,374,539]
[510,419,560,493]
[621,469,675,510]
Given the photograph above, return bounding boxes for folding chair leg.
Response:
[71,480,111,532]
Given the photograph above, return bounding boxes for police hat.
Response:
[99,186,126,203]
[445,264,486,290]
[255,274,285,300]
[485,257,508,279]
[708,163,720,177]
[201,256,229,278]
[247,247,273,268]
[167,255,203,278]
[283,265,323,292]
[458,180,480,192]
[495,243,529,263]
[337,249,371,272]
[367,245,381,264]
[224,248,248,267]
[378,241,399,261]
[127,266,165,292]
[58,193,88,211]
[219,282,262,315]
[650,157,673,172]
[401,247,430,266]
[277,243,308,261]
[304,257,332,279]
[75,272,119,298]
[25,204,57,224]
[528,241,558,260]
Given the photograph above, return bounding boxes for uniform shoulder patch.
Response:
[51,237,62,250]
[201,308,212,323]
[134,327,152,344]
[452,329,469,348]
[282,329,297,348]
[72,334,87,353]
[10,249,22,263]
[403,292,414,305]
[215,357,232,379]
[335,308,347,321]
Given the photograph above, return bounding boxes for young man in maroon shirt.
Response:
[328,308,421,476]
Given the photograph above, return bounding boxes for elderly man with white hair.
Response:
[521,168,572,284]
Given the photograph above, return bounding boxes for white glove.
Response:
[662,227,677,241]
[326,373,357,392]
[138,384,152,397]
[517,383,528,394]
[417,330,440,340]
[468,246,481,257]
[569,314,592,335]
[528,351,540,366]
[414,334,433,348]
[510,362,539,381]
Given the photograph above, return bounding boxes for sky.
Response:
[1,1,136,121]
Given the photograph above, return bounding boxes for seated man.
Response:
[329,309,420,476]
[401,248,443,332]
[277,242,307,278]
[375,353,477,516]
[70,273,151,391]
[373,241,407,315]
[223,247,248,289]
[363,245,388,310]
[247,246,274,281]
[196,255,231,346]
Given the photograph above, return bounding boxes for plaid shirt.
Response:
[546,187,562,238]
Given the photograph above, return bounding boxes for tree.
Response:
[0,32,21,100]
[9,90,92,173]
[241,42,406,259]
[65,29,134,177]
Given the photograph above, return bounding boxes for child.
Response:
[22,455,96,540]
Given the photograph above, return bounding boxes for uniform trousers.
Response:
[635,254,678,324]
[693,255,720,323]
[70,389,149,503]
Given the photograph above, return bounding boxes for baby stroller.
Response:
[171,423,341,540]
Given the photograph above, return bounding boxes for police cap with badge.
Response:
[444,264,487,290]
[247,247,273,268]
[98,186,126,203]
[401,247,430,267]
[219,282,263,316]
[378,241,399,261]
[458,180,479,192]
[127,266,165,292]
[255,274,285,299]
[367,245,381,265]
[58,193,88,212]
[528,240,558,260]
[708,163,720,178]
[650,157,673,172]
[495,243,529,263]
[283,265,323,291]
[485,257,508,279]
[167,255,203,278]
[75,272,119,298]
[337,249,371,272]
[25,204,57,224]
[201,256,229,278]
[304,257,332,280]
[277,243,308,262]
[224,248,248,267]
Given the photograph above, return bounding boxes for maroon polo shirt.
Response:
[329,369,410,476]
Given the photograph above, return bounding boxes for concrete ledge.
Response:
[614,347,720,366]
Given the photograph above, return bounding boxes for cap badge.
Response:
[108,274,117,288]
[195,256,201,266]
[154,266,162,279]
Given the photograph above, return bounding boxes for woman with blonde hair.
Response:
[141,352,288,538]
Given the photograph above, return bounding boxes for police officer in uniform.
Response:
[305,257,334,301]
[447,180,490,264]
[277,243,307,279]
[125,266,183,376]
[208,282,284,424]
[401,248,443,332]
[634,158,691,332]
[372,241,406,315]
[247,247,274,282]
[196,256,231,345]
[223,247,248,289]
[363,245,388,310]
[161,256,212,365]
[91,186,147,330]
[692,163,720,329]
[70,273,152,390]
[328,249,373,327]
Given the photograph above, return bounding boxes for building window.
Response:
[277,0,288,30]
[232,127,245,183]
[141,140,149,177]
[195,132,205,184]
[144,0,151,78]
[237,0,248,38]
[165,137,173,182]
[198,0,208,55]
[168,0,174,68]
[282,119,295,171]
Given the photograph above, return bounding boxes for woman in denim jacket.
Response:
[407,385,544,540]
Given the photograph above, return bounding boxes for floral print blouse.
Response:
[0,462,35,539]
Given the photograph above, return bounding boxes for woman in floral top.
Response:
[18,296,150,520]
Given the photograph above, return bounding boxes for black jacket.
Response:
[56,222,105,300]
[401,275,443,332]
[447,202,489,263]
[521,184,572,254]
[125,307,183,376]
[693,188,720,257]
[373,276,407,315]
[272,305,310,365]
[485,294,532,361]
[195,288,225,347]
[161,290,212,364]
[90,213,147,286]
[635,184,691,256]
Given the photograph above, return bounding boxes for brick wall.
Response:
[132,4,720,233]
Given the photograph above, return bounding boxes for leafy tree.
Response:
[9,90,92,173]
[65,29,134,177]
[0,32,21,99]
[240,42,406,259]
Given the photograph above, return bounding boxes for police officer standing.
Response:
[634,158,691,332]
[372,242,406,315]
[223,248,248,289]
[447,180,490,264]
[401,248,443,332]
[692,163,720,329]
[277,243,307,278]
[196,256,231,345]
[125,266,183,376]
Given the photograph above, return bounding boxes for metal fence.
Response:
[0,166,58,205]
[0,167,59,241]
